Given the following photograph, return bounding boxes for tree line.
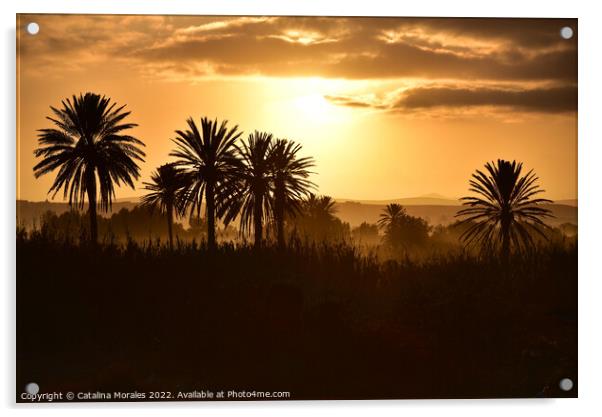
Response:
[33,92,556,259]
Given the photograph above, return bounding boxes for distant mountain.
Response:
[554,199,577,207]
[336,194,461,206]
[113,196,142,203]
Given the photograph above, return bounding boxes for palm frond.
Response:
[33,92,145,211]
[455,159,554,257]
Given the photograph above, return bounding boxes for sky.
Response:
[16,15,577,203]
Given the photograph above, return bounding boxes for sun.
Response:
[293,93,341,123]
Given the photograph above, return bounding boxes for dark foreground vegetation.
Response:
[17,230,577,400]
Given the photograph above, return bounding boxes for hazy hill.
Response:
[336,193,461,206]
[554,199,578,207]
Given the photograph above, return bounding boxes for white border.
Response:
[2,1,601,416]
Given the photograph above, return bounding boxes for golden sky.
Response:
[16,15,577,202]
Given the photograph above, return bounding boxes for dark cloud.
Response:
[19,15,577,84]
[396,18,577,47]
[324,42,575,81]
[326,85,577,113]
[132,16,577,82]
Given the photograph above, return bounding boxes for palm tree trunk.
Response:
[501,215,511,265]
[167,201,174,250]
[86,170,98,244]
[254,196,263,248]
[275,181,285,248]
[205,181,216,251]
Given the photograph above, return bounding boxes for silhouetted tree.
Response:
[430,220,473,246]
[305,194,337,222]
[378,203,405,250]
[351,222,379,246]
[378,204,430,250]
[141,163,186,249]
[456,159,553,261]
[171,117,242,250]
[188,215,209,240]
[39,209,86,241]
[220,131,274,248]
[104,205,174,242]
[269,138,315,247]
[378,204,405,230]
[33,92,145,243]
[37,206,192,244]
[293,194,349,242]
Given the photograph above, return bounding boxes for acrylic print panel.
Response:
[16,14,577,402]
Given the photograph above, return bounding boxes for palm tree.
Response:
[294,194,342,241]
[269,138,315,247]
[377,204,407,249]
[33,92,145,243]
[304,194,338,222]
[141,163,186,249]
[377,203,406,230]
[170,117,242,251]
[455,159,553,260]
[220,131,274,248]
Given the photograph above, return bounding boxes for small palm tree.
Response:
[269,138,315,247]
[377,204,406,230]
[304,194,338,222]
[291,194,352,242]
[170,117,242,251]
[33,92,145,243]
[378,204,407,249]
[220,131,274,248]
[456,159,553,260]
[141,163,186,249]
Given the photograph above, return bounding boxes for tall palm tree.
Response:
[33,92,145,243]
[141,163,186,249]
[269,138,315,247]
[455,159,553,260]
[170,117,242,251]
[220,131,274,248]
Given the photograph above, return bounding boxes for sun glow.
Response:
[293,93,340,122]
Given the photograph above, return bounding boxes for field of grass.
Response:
[17,230,577,400]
